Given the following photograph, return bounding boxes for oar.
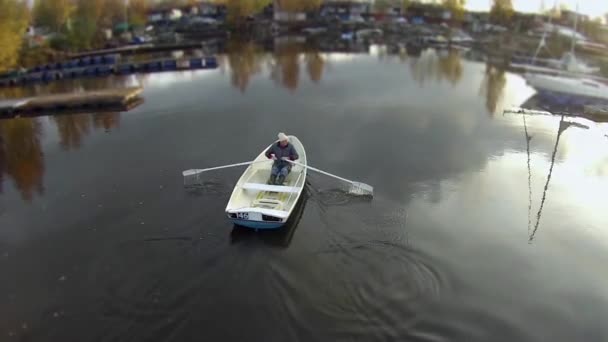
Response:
[287,160,374,197]
[183,160,270,186]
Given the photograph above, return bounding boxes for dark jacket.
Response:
[265,142,299,169]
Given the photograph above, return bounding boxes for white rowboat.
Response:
[225,136,307,229]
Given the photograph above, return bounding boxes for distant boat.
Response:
[512,6,600,76]
[525,74,608,106]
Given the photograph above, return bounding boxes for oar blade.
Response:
[183,169,204,187]
[349,182,374,197]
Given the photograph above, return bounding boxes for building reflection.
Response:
[0,118,45,201]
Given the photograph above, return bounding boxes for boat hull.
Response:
[230,219,286,230]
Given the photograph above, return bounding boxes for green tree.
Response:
[68,0,105,50]
[490,0,514,25]
[442,0,466,22]
[33,0,75,32]
[101,0,127,28]
[580,18,603,41]
[0,0,29,72]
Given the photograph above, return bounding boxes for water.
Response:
[1,43,608,341]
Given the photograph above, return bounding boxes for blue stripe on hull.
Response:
[230,219,285,230]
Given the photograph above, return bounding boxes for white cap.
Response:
[278,132,289,141]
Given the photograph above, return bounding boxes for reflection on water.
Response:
[222,40,266,92]
[0,112,120,200]
[527,115,591,242]
[480,65,507,115]
[408,48,464,86]
[271,42,302,92]
[0,118,45,201]
[219,40,327,93]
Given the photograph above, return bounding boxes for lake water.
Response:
[1,43,608,341]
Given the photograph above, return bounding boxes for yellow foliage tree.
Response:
[490,0,514,25]
[214,0,272,24]
[442,0,466,22]
[128,0,149,27]
[0,0,29,73]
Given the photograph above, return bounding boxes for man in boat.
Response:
[265,133,299,185]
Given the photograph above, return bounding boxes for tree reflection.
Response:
[53,114,92,150]
[273,43,301,91]
[305,51,325,84]
[0,118,45,201]
[225,40,266,92]
[409,48,464,86]
[480,64,507,115]
[438,50,463,85]
[93,112,120,132]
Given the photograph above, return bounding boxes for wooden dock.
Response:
[0,87,143,119]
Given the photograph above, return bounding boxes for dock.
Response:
[0,56,218,88]
[0,87,143,119]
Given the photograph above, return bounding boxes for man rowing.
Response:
[265,132,299,185]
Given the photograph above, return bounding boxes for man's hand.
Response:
[270,154,277,160]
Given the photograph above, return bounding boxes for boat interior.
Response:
[228,162,306,214]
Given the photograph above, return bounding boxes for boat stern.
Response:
[226,209,288,230]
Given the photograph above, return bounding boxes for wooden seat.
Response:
[241,183,300,193]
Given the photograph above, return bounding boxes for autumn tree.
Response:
[214,0,272,25]
[0,0,29,72]
[128,0,149,27]
[490,0,514,25]
[442,0,466,23]
[276,0,322,12]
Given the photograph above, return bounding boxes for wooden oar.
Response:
[287,160,374,197]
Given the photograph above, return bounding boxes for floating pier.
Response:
[0,57,218,88]
[0,87,143,119]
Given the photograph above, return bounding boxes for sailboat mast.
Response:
[570,3,579,54]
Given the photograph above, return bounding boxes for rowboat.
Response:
[225,136,307,230]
